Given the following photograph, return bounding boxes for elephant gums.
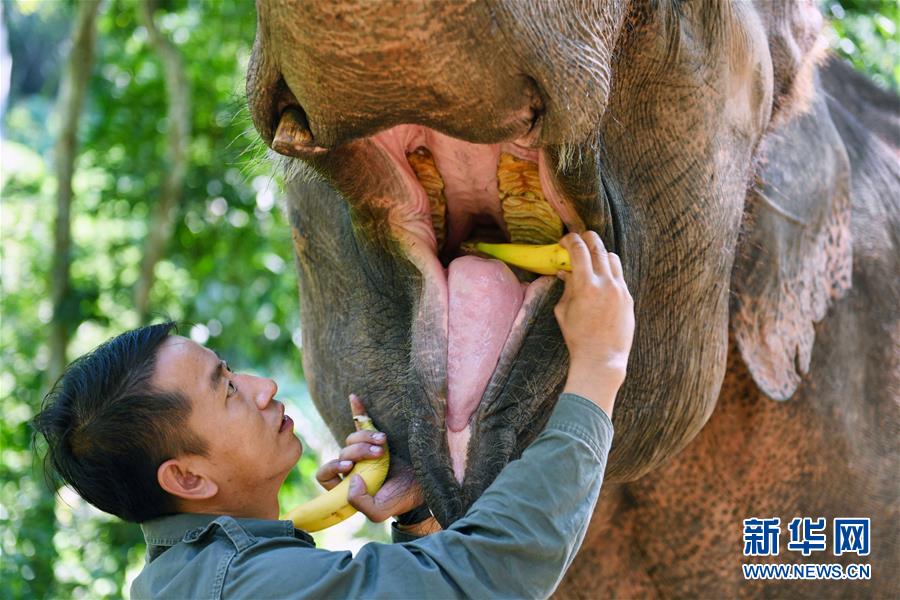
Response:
[246,1,899,596]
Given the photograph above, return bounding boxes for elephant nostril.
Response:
[528,85,545,132]
[512,76,545,148]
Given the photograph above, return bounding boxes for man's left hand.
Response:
[314,394,425,523]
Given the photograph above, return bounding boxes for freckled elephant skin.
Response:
[556,59,900,597]
[248,0,899,595]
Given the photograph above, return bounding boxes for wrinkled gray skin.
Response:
[247,1,899,596]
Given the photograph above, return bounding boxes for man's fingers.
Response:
[349,394,366,417]
[319,476,343,491]
[347,469,425,523]
[344,429,387,447]
[608,252,624,280]
[315,459,353,490]
[376,467,425,514]
[339,442,384,463]
[559,232,592,280]
[582,231,612,278]
[349,393,368,431]
[347,475,391,522]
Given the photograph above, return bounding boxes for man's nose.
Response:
[241,374,278,410]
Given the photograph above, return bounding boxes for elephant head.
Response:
[246,0,850,526]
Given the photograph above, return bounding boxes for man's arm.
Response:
[224,393,611,599]
[225,232,628,598]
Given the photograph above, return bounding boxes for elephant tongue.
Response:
[446,256,525,432]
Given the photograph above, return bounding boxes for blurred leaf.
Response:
[2,0,896,597]
[825,0,899,91]
[2,1,325,597]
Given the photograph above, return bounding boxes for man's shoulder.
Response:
[132,515,317,599]
[131,531,236,600]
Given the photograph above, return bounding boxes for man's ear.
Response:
[157,457,218,501]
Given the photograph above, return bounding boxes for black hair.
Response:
[32,322,208,523]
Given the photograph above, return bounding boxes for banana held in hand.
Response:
[464,242,572,275]
[284,415,390,532]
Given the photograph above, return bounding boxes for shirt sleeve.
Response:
[224,392,614,599]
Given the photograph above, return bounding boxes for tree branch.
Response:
[134,0,191,320]
[49,0,103,382]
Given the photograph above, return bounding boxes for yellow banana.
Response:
[284,415,390,532]
[463,242,572,275]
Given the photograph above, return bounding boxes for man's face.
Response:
[152,336,302,505]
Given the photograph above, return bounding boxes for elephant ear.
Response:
[754,0,826,124]
[730,82,852,400]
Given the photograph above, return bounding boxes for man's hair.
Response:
[33,322,208,523]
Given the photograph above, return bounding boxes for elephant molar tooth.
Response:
[406,147,447,252]
[497,152,563,244]
[403,142,565,263]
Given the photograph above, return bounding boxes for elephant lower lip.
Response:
[406,228,558,483]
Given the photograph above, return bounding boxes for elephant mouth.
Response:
[346,125,585,486]
[363,124,585,484]
[270,102,595,516]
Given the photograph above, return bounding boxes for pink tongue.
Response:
[447,256,524,432]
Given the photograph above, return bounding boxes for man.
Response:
[34,232,634,598]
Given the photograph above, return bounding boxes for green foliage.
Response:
[1,1,386,598]
[825,0,899,91]
[0,0,894,598]
[2,139,61,600]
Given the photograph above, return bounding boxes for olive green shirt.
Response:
[132,393,613,599]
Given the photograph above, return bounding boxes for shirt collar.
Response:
[141,513,314,548]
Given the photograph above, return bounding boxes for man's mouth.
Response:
[278,405,293,433]
[358,124,585,483]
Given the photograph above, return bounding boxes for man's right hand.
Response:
[555,231,634,416]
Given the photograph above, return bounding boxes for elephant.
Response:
[245,0,899,596]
